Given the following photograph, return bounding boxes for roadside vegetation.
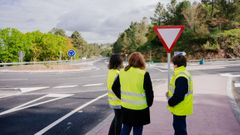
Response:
[0,28,108,62]
[113,0,240,61]
[0,0,239,63]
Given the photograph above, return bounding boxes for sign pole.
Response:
[167,53,171,91]
[153,25,185,92]
[68,49,76,62]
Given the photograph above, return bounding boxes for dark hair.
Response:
[108,54,123,69]
[125,52,146,71]
[172,54,187,67]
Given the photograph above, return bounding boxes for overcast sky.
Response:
[0,0,199,44]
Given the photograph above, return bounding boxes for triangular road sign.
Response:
[153,25,184,53]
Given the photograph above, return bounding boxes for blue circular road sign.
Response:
[68,49,76,57]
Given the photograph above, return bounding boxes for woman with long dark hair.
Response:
[112,52,154,135]
[107,54,124,135]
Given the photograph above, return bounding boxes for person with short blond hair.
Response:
[112,52,154,135]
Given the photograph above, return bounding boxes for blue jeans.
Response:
[120,124,143,135]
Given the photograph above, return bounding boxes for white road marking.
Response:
[152,79,167,81]
[19,87,49,93]
[0,79,28,81]
[83,83,104,87]
[235,82,240,88]
[90,75,105,78]
[53,85,78,89]
[34,93,107,135]
[78,89,106,93]
[0,94,73,116]
[0,94,20,99]
[220,73,240,77]
[153,67,168,72]
[0,88,18,90]
[46,94,74,98]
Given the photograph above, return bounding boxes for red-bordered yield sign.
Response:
[153,25,184,53]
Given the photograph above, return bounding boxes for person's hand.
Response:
[166,92,170,99]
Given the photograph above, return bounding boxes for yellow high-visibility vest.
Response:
[168,66,193,116]
[119,67,147,110]
[107,69,121,108]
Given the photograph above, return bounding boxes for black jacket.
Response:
[112,72,154,126]
[168,77,188,107]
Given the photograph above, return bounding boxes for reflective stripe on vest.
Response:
[119,67,147,110]
[121,91,146,97]
[107,69,121,108]
[168,66,193,116]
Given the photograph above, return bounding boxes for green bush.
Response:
[217,29,240,57]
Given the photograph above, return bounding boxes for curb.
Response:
[226,77,240,124]
[0,67,97,73]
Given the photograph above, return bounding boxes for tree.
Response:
[174,0,191,25]
[201,0,240,30]
[70,31,88,58]
[182,2,209,36]
[49,27,66,37]
[0,28,27,62]
[150,2,167,25]
[112,18,149,55]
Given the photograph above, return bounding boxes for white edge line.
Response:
[34,93,107,135]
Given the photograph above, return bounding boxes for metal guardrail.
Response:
[0,60,70,66]
[0,57,239,67]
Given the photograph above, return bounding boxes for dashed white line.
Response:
[34,93,107,135]
[83,83,104,87]
[19,87,49,93]
[53,85,78,89]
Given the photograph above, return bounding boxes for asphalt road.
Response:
[0,58,240,135]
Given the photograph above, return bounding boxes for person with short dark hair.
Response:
[166,54,193,135]
[107,54,124,135]
[112,52,154,135]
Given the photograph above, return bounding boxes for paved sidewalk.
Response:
[88,74,240,135]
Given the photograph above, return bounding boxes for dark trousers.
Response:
[120,124,143,135]
[108,109,122,135]
[173,115,187,135]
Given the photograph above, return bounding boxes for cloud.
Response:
[57,0,157,43]
[0,0,202,43]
